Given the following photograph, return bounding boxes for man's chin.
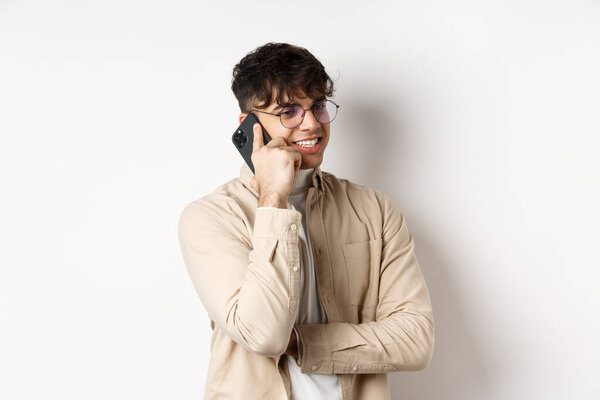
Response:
[300,159,323,170]
[300,153,324,169]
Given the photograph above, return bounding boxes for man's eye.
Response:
[313,103,326,111]
[281,108,298,117]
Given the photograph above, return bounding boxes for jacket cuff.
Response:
[252,207,303,313]
[253,207,302,243]
[294,324,334,374]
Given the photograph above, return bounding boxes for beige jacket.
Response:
[177,164,435,400]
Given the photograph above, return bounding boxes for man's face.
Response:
[238,91,330,170]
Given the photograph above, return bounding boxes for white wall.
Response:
[1,1,598,399]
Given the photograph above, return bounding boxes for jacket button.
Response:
[311,364,318,371]
[352,366,358,371]
[290,223,298,231]
[293,265,299,272]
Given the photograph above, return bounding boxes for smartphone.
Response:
[231,112,271,174]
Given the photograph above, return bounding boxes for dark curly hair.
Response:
[231,42,335,113]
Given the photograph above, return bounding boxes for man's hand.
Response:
[249,122,301,209]
[283,329,298,360]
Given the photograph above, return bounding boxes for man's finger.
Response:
[290,150,302,177]
[252,123,263,153]
[265,136,289,148]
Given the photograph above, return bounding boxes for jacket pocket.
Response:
[342,238,382,307]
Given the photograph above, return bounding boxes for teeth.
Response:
[294,138,318,147]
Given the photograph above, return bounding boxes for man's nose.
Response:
[299,109,319,131]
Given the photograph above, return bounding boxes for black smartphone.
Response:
[231,112,271,174]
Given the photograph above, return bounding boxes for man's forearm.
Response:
[179,202,303,358]
[294,311,434,374]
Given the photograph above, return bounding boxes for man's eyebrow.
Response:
[272,97,327,112]
[272,103,293,112]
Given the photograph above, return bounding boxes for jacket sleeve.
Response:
[178,198,302,357]
[294,191,435,374]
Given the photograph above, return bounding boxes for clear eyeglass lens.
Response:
[280,106,303,128]
[314,101,337,124]
[280,100,338,128]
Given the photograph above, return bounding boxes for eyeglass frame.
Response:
[250,99,340,129]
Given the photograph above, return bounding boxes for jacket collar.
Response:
[239,163,325,198]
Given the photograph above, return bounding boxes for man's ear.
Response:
[238,113,248,125]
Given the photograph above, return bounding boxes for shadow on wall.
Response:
[330,98,399,192]
[388,233,491,400]
[337,96,492,399]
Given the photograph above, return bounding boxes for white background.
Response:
[1,0,599,399]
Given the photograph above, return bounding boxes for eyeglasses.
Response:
[251,99,340,129]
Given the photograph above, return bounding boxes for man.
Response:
[178,42,434,400]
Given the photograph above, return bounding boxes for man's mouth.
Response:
[293,138,320,147]
[292,137,322,154]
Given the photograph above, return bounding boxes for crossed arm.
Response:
[178,192,434,372]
